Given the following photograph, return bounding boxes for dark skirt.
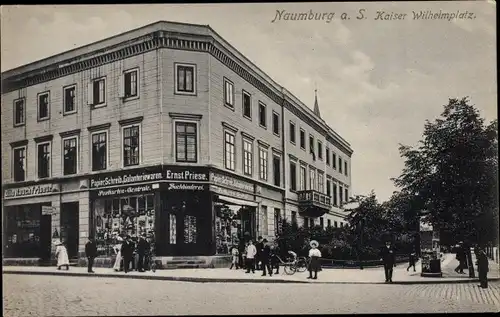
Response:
[309,256,321,271]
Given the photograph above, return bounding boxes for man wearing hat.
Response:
[121,235,134,273]
[261,239,273,277]
[136,234,150,272]
[380,240,396,283]
[308,240,322,280]
[85,236,97,273]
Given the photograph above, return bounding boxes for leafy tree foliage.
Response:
[392,97,498,246]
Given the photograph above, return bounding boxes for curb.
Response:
[3,270,499,285]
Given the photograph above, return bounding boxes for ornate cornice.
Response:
[1,28,353,157]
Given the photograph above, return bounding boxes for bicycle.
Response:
[273,255,299,275]
[296,256,309,273]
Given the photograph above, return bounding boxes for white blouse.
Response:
[309,248,322,258]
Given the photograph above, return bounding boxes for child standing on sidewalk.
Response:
[230,246,240,270]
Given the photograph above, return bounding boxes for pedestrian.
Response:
[85,236,97,273]
[270,241,281,275]
[255,236,264,271]
[380,240,396,283]
[131,235,138,271]
[476,246,489,288]
[136,234,149,272]
[454,241,466,274]
[55,241,70,270]
[113,235,124,272]
[238,239,246,270]
[261,239,273,277]
[121,235,134,273]
[407,249,417,272]
[230,246,240,270]
[307,240,321,280]
[245,240,257,274]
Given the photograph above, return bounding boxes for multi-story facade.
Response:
[1,21,353,263]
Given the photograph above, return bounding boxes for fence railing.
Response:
[318,255,410,268]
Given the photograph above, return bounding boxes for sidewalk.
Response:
[3,253,498,285]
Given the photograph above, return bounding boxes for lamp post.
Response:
[359,217,364,270]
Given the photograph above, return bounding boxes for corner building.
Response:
[1,21,353,264]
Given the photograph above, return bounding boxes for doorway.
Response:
[60,202,80,259]
[39,214,52,263]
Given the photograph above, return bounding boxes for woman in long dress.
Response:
[113,236,124,272]
[55,241,70,270]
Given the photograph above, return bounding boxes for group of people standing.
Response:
[229,236,323,279]
[112,234,154,273]
[454,241,490,288]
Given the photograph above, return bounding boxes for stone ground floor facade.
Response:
[2,164,347,264]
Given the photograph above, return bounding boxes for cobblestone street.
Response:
[3,274,499,316]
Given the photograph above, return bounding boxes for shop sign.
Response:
[167,183,206,191]
[42,206,57,215]
[165,169,208,182]
[95,184,153,197]
[4,184,54,199]
[210,185,254,201]
[90,171,163,189]
[210,172,254,193]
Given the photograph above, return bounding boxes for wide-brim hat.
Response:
[310,240,319,248]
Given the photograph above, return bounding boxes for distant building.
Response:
[1,21,353,261]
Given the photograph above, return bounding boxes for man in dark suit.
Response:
[261,239,273,277]
[121,235,134,273]
[476,246,489,288]
[380,240,396,283]
[85,237,98,273]
[255,236,264,271]
[136,234,150,272]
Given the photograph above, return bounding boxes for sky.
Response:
[1,2,497,202]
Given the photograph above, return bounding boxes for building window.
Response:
[259,102,267,127]
[63,85,76,115]
[13,146,27,182]
[175,122,197,163]
[345,188,349,203]
[327,219,331,227]
[334,221,338,228]
[340,222,344,228]
[320,217,324,228]
[300,129,306,149]
[37,142,51,179]
[339,185,344,204]
[91,131,107,171]
[332,152,337,169]
[289,122,296,144]
[309,135,315,160]
[243,139,253,176]
[13,98,25,126]
[318,172,324,193]
[224,132,235,171]
[272,111,280,136]
[242,91,251,119]
[339,157,343,173]
[90,78,106,106]
[289,160,297,191]
[326,179,331,197]
[292,211,297,225]
[37,92,50,121]
[261,206,269,236]
[223,78,234,108]
[317,141,322,160]
[123,125,140,167]
[333,183,338,206]
[326,148,330,165]
[175,64,195,94]
[274,208,282,235]
[63,137,78,175]
[299,165,307,190]
[124,69,138,98]
[344,162,348,176]
[259,147,268,181]
[309,218,315,228]
[273,155,281,187]
[309,168,316,191]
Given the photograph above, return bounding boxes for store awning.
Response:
[215,194,258,207]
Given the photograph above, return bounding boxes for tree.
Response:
[392,97,498,247]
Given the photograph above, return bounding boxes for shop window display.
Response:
[4,205,41,258]
[93,194,155,256]
[215,204,241,255]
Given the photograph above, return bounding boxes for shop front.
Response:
[210,171,258,255]
[3,183,59,261]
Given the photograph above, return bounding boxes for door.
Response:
[60,202,80,259]
[39,214,52,263]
